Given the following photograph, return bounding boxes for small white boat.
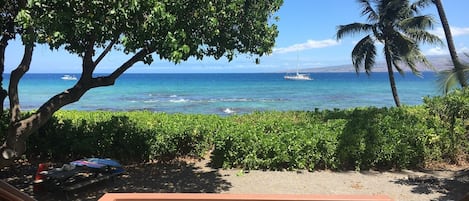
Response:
[223,108,236,114]
[284,72,312,81]
[61,75,77,80]
[284,53,313,81]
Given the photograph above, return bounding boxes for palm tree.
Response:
[437,54,469,93]
[337,0,442,107]
[413,0,468,92]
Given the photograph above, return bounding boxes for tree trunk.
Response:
[384,44,401,107]
[0,1,19,115]
[433,0,468,87]
[0,47,150,168]
[0,42,33,166]
[0,36,9,114]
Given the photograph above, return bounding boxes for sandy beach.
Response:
[1,157,462,201]
[218,168,468,201]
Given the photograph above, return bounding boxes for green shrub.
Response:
[423,88,469,162]
[211,107,459,171]
[0,112,8,142]
[1,100,465,170]
[27,111,219,163]
[336,107,447,170]
[145,113,221,159]
[212,111,344,171]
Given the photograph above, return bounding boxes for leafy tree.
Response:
[0,0,283,167]
[413,0,469,92]
[336,0,441,107]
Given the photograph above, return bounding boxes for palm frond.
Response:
[438,68,461,94]
[364,40,377,74]
[388,32,434,76]
[413,49,433,70]
[378,0,412,22]
[404,51,426,76]
[388,31,414,56]
[437,55,469,93]
[391,53,426,77]
[351,35,376,74]
[357,0,378,21]
[392,59,406,76]
[399,15,436,30]
[399,15,442,46]
[336,23,374,40]
[410,0,433,13]
[454,60,469,86]
[403,29,443,45]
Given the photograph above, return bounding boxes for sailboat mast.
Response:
[296,52,299,74]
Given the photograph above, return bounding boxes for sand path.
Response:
[2,158,468,201]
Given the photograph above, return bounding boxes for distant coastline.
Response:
[288,55,456,73]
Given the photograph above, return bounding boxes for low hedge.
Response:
[27,111,223,163]
[213,107,453,170]
[0,89,467,170]
[423,87,469,162]
[211,111,345,170]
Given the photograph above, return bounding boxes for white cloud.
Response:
[273,39,339,54]
[426,47,448,55]
[452,27,469,36]
[460,46,469,53]
[425,45,469,56]
[430,27,469,38]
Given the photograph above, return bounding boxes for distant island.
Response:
[291,55,458,73]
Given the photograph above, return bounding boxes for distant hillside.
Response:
[294,55,457,73]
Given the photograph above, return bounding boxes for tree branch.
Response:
[8,43,33,123]
[94,37,118,67]
[0,35,11,113]
[110,48,151,79]
[33,83,89,127]
[66,48,151,91]
[12,48,153,135]
[82,37,96,79]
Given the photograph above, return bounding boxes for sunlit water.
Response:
[3,72,440,115]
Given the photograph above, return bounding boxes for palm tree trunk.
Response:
[384,45,401,107]
[433,0,468,87]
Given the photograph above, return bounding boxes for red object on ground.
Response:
[33,163,49,193]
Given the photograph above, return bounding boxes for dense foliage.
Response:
[25,111,222,163]
[212,107,453,170]
[1,0,283,167]
[423,87,469,162]
[1,90,467,170]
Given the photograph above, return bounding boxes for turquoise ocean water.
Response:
[3,72,440,115]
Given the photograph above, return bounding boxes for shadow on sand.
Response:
[1,160,232,201]
[393,169,469,201]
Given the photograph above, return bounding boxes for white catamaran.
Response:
[284,72,312,80]
[61,75,78,80]
[284,55,312,80]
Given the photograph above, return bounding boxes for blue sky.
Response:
[4,0,469,73]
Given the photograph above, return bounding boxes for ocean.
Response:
[3,72,441,115]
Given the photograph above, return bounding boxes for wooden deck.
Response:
[0,180,36,201]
